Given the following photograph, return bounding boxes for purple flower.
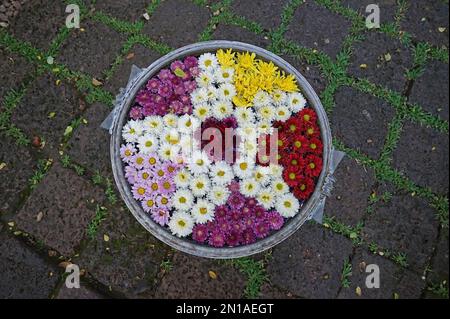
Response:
[170,60,185,72]
[253,220,270,239]
[142,104,156,116]
[124,165,139,184]
[120,143,136,163]
[241,215,255,229]
[216,217,231,235]
[266,211,284,230]
[154,103,169,115]
[184,80,197,93]
[170,100,184,114]
[231,220,244,233]
[245,197,258,208]
[208,229,225,247]
[173,85,186,96]
[158,83,173,98]
[228,192,245,209]
[132,183,147,200]
[151,208,170,226]
[242,228,256,245]
[189,66,200,77]
[228,209,241,222]
[184,56,198,69]
[226,231,242,247]
[215,205,228,219]
[192,224,209,243]
[179,94,191,105]
[136,90,152,107]
[146,78,161,92]
[157,69,173,81]
[253,205,266,220]
[229,181,240,193]
[129,106,143,120]
[158,178,175,194]
[222,116,238,129]
[241,206,251,216]
[152,94,165,105]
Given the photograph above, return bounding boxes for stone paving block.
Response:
[142,0,210,49]
[104,44,162,94]
[155,252,247,298]
[76,203,170,298]
[259,283,299,299]
[341,0,397,25]
[58,19,127,78]
[401,0,449,48]
[14,162,104,257]
[325,157,376,226]
[280,55,328,95]
[67,103,112,179]
[427,228,449,285]
[362,190,439,273]
[94,0,149,22]
[347,32,413,92]
[212,23,270,49]
[285,1,351,59]
[0,49,35,107]
[11,74,81,156]
[0,136,36,216]
[331,86,395,160]
[9,0,66,52]
[338,248,425,299]
[267,222,354,298]
[409,61,449,121]
[392,121,449,195]
[56,283,106,299]
[231,0,290,30]
[0,230,60,298]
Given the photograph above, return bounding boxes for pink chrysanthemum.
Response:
[208,229,225,247]
[226,231,242,247]
[253,220,270,239]
[228,192,245,209]
[215,205,228,219]
[242,228,256,245]
[184,56,198,69]
[266,211,284,230]
[151,208,170,226]
[192,224,209,243]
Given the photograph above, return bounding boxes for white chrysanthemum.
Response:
[197,70,215,88]
[288,92,307,113]
[238,140,258,159]
[276,193,300,218]
[209,161,234,185]
[161,128,181,146]
[191,87,208,105]
[190,174,210,197]
[178,115,199,134]
[192,199,215,224]
[122,120,143,143]
[208,185,230,205]
[158,143,180,161]
[142,116,163,134]
[237,125,258,141]
[271,178,289,196]
[272,90,287,106]
[257,189,275,210]
[218,83,236,101]
[198,53,219,71]
[188,151,211,175]
[137,134,158,154]
[233,157,255,179]
[179,134,199,158]
[274,105,291,122]
[253,166,271,186]
[212,100,233,120]
[163,113,178,128]
[214,67,234,83]
[206,86,219,102]
[253,90,272,109]
[235,107,256,125]
[268,164,283,178]
[257,121,274,135]
[240,178,261,197]
[169,212,194,237]
[174,169,191,189]
[193,103,211,121]
[257,105,275,122]
[172,189,194,212]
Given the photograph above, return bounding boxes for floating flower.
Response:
[169,212,194,237]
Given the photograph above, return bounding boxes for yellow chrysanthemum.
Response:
[216,48,235,68]
[275,72,298,92]
[236,51,257,70]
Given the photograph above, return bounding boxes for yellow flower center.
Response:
[151,183,158,191]
[142,172,149,180]
[294,141,302,148]
[310,143,317,150]
[289,173,296,180]
[145,141,153,147]
[163,182,171,189]
[161,197,168,205]
[158,170,164,177]
[196,182,204,189]
[217,170,225,177]
[304,114,310,121]
[178,220,186,227]
[284,201,292,208]
[125,150,132,157]
[200,207,207,215]
[136,157,144,165]
[179,197,186,204]
[149,157,156,165]
[138,187,145,195]
[309,163,315,169]
[239,163,248,170]
[146,199,154,207]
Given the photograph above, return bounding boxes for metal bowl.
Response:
[110,41,333,259]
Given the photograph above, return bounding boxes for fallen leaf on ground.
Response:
[103,234,110,242]
[208,270,217,279]
[126,52,135,60]
[92,78,103,86]
[356,286,362,296]
[36,211,44,222]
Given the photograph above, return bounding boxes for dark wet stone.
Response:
[9,0,66,52]
[401,0,449,47]
[427,228,449,285]
[347,32,413,92]
[14,162,104,257]
[76,203,170,298]
[56,283,106,299]
[155,252,246,298]
[341,0,397,25]
[285,1,351,59]
[267,222,353,298]
[392,121,449,195]
[212,23,270,49]
[0,231,60,298]
[0,49,35,107]
[58,20,127,78]
[259,283,299,299]
[11,74,81,157]
[409,61,449,121]
[231,0,290,30]
[337,248,425,299]
[104,44,162,94]
[362,190,439,273]
[331,86,395,159]
[142,0,210,49]
[67,103,112,179]
[95,0,149,22]
[325,157,376,226]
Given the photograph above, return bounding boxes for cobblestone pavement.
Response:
[0,0,448,299]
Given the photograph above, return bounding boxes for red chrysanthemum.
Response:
[282,166,303,187]
[301,122,321,139]
[293,176,315,200]
[305,137,323,155]
[304,154,323,177]
[284,117,302,135]
[281,153,305,172]
[299,108,317,125]
[290,135,308,153]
